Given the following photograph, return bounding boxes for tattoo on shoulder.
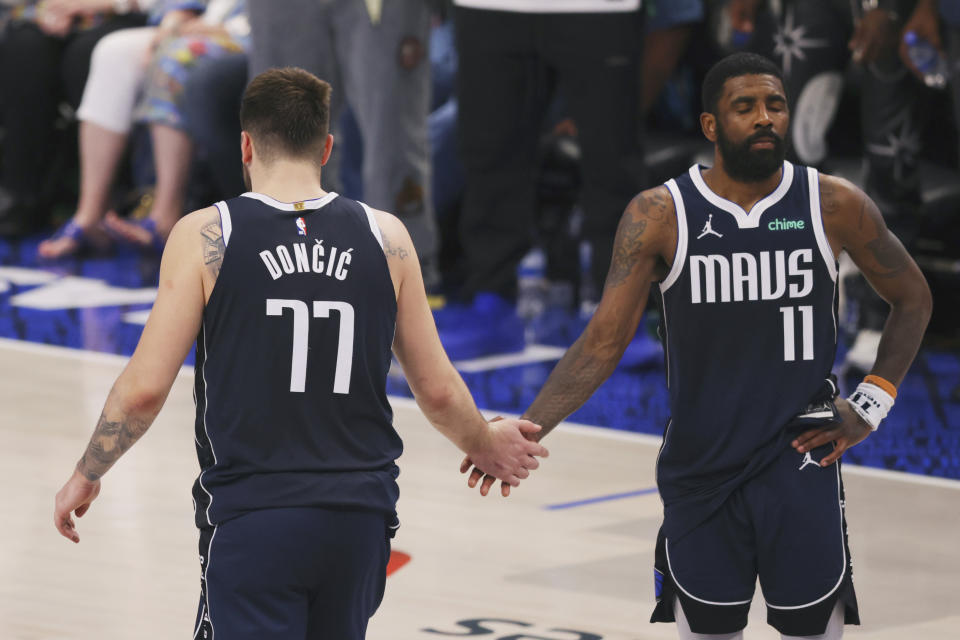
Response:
[604,187,671,289]
[200,220,225,278]
[383,234,409,261]
[640,187,671,222]
[819,177,841,217]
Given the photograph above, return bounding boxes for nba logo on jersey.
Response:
[296,217,307,236]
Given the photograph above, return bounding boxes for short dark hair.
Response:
[701,52,785,115]
[240,67,332,164]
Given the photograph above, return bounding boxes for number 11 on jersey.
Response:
[266,298,355,393]
[780,305,814,362]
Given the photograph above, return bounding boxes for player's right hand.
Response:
[790,398,873,467]
[463,418,548,495]
[54,469,101,543]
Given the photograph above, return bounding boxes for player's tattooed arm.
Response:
[819,174,931,387]
[521,188,675,438]
[604,186,674,289]
[76,409,151,481]
[200,219,225,278]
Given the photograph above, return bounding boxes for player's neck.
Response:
[247,160,327,203]
[701,155,783,211]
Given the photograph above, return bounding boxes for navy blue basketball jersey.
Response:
[192,191,402,529]
[656,161,838,540]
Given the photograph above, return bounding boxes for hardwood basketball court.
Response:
[1,338,957,639]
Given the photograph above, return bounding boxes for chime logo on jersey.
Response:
[296,217,307,236]
[689,248,813,303]
[768,217,806,231]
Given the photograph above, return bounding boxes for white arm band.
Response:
[847,382,895,431]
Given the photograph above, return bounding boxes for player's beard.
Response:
[242,163,252,192]
[716,121,786,183]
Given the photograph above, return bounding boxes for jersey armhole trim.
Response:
[359,202,384,249]
[659,179,688,293]
[213,200,232,247]
[807,167,838,281]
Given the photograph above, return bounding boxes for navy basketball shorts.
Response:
[651,442,861,637]
[193,507,391,640]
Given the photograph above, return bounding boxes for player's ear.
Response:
[320,134,334,166]
[240,131,254,165]
[701,112,717,143]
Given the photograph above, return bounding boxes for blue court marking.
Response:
[544,487,659,510]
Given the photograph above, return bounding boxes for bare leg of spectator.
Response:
[37,121,124,258]
[105,123,192,247]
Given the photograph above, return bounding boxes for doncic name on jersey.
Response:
[259,237,354,281]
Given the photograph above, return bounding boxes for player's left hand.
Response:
[460,457,507,497]
[54,468,101,543]
[460,416,544,497]
[791,398,873,466]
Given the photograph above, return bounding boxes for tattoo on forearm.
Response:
[76,411,151,481]
[383,235,409,260]
[525,337,616,436]
[200,221,225,278]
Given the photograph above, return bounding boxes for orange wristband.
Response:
[864,374,897,399]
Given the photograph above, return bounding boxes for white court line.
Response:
[453,344,568,372]
[3,337,959,491]
[123,310,151,325]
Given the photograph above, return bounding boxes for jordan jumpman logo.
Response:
[697,214,723,239]
[798,451,821,470]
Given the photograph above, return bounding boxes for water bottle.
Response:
[517,247,547,321]
[578,241,598,317]
[903,31,948,89]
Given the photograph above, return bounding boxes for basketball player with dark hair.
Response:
[464,52,931,639]
[53,67,549,639]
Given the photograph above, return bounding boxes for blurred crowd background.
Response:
[0,0,958,366]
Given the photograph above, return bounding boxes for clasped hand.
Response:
[461,417,547,497]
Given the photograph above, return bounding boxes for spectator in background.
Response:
[0,0,149,236]
[901,0,960,158]
[336,14,463,287]
[246,0,439,287]
[641,0,704,116]
[733,0,923,216]
[37,0,249,258]
[445,0,645,359]
[179,49,248,203]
